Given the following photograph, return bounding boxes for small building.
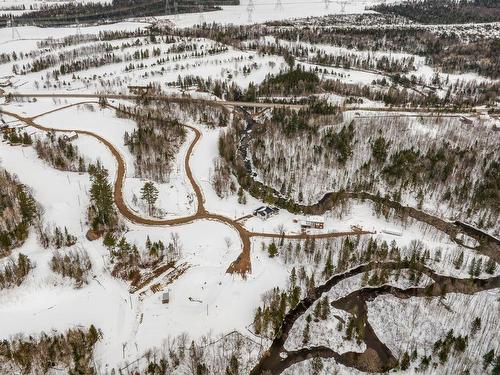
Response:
[0,78,12,88]
[63,131,78,142]
[162,291,170,304]
[300,215,325,230]
[253,206,279,220]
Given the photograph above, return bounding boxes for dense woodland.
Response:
[2,129,33,146]
[178,66,498,108]
[122,111,186,184]
[104,232,181,288]
[38,225,77,249]
[50,249,92,288]
[119,331,261,375]
[0,168,38,257]
[34,133,86,172]
[0,0,238,27]
[247,111,499,233]
[118,99,229,184]
[373,0,500,24]
[271,27,500,80]
[87,163,118,233]
[182,19,500,79]
[0,253,33,289]
[252,234,471,340]
[0,326,101,374]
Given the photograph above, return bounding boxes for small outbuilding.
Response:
[162,291,170,304]
[63,131,78,142]
[300,215,325,230]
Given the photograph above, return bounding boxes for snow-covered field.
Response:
[0,34,287,94]
[160,0,371,28]
[369,290,500,374]
[0,103,289,368]
[0,3,498,373]
[1,76,498,375]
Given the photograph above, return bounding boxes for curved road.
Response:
[0,102,372,276]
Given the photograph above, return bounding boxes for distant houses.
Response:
[253,206,279,220]
[62,131,78,142]
[0,76,12,88]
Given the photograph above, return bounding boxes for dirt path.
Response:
[5,92,308,110]
[3,91,484,114]
[0,102,370,276]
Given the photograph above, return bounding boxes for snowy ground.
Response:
[1,34,287,94]
[0,112,289,368]
[368,289,500,374]
[0,8,498,371]
[1,93,498,373]
[159,0,372,28]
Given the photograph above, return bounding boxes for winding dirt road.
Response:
[0,102,372,276]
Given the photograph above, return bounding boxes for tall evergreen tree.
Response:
[17,187,37,224]
[141,181,159,215]
[89,164,115,228]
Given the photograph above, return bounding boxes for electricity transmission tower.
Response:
[247,0,255,23]
[75,18,82,39]
[9,16,21,40]
[339,0,348,13]
[198,4,205,25]
[173,0,179,19]
[275,0,284,11]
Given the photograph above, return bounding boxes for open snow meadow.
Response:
[0,0,499,374]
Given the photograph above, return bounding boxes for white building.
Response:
[300,215,325,230]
